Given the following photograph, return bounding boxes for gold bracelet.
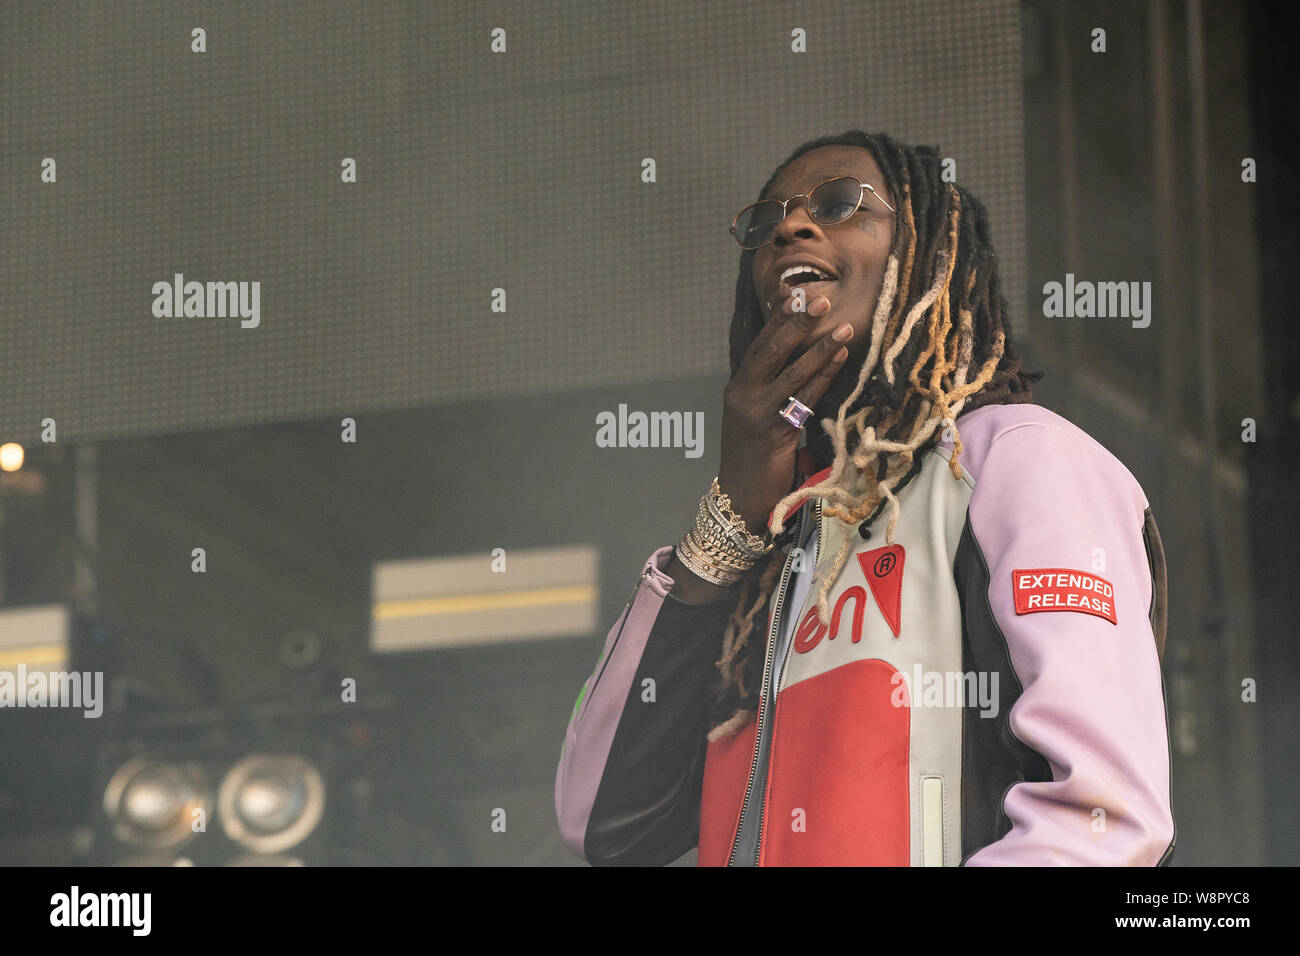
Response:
[689,503,760,568]
[684,526,753,573]
[705,477,773,557]
[673,477,778,588]
[675,534,744,586]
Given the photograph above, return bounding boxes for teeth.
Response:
[780,264,834,285]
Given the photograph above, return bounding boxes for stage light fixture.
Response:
[218,754,324,853]
[102,756,208,850]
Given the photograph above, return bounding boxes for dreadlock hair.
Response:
[707,130,1043,742]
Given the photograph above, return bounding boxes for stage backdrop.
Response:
[2,0,1028,443]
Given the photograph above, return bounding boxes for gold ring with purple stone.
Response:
[778,396,813,428]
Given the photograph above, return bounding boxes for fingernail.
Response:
[832,323,853,341]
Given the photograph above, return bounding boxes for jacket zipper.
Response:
[776,495,822,694]
[752,495,822,864]
[630,565,653,605]
[725,498,810,866]
[580,565,653,724]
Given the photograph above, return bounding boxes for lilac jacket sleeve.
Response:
[555,545,736,865]
[961,420,1175,866]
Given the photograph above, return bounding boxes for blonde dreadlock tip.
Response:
[708,708,756,743]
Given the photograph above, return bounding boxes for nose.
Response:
[770,196,824,246]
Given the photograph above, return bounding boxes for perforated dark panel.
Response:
[1,0,1026,443]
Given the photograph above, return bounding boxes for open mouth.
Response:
[778,264,838,298]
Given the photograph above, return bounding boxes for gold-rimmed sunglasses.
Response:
[729,176,897,250]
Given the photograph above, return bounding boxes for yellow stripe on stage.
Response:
[372,585,597,620]
[0,644,67,669]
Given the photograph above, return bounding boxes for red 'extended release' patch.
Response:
[1012,568,1117,625]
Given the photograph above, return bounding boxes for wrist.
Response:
[672,476,775,590]
[665,553,739,605]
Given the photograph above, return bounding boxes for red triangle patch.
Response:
[857,544,905,638]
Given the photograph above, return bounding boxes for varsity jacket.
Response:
[555,402,1175,866]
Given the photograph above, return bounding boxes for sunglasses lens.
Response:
[733,179,873,247]
[734,201,783,249]
[809,178,864,224]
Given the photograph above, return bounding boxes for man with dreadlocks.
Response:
[555,131,1175,866]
